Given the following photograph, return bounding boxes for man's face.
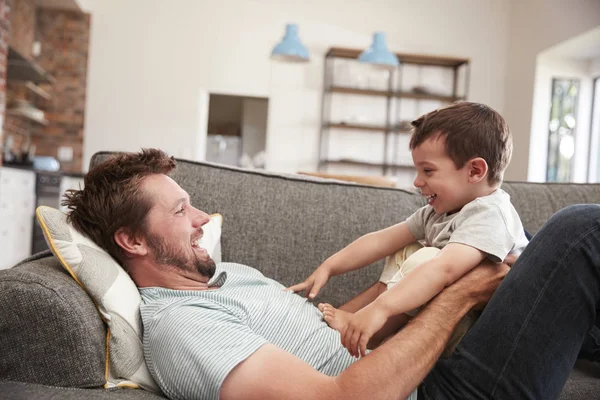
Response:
[411,134,474,215]
[141,174,216,278]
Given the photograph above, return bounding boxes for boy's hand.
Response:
[286,266,331,299]
[342,304,388,358]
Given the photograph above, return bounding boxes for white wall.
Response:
[503,0,600,181]
[529,55,594,182]
[241,98,268,159]
[81,0,511,173]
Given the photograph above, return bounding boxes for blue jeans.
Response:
[420,204,600,399]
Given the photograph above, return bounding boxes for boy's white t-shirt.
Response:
[406,188,529,262]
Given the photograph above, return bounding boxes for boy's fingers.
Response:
[359,336,368,358]
[309,283,323,298]
[286,281,309,292]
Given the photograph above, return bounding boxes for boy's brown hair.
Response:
[409,101,512,185]
[62,148,176,264]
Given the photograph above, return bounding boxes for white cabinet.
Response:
[0,167,35,269]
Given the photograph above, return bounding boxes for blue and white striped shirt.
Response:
[140,262,418,400]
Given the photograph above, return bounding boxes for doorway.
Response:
[206,94,269,168]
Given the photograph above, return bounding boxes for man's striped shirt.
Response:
[140,262,418,400]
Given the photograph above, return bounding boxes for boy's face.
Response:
[411,134,474,215]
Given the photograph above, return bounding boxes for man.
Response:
[64,149,600,400]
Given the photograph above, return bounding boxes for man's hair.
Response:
[62,148,177,264]
[409,101,512,184]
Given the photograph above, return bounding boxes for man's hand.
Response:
[445,259,509,310]
[503,253,518,267]
[342,304,388,358]
[287,265,332,299]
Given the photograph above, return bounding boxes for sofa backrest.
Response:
[90,152,600,306]
[502,181,600,234]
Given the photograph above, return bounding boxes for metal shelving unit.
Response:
[318,47,470,177]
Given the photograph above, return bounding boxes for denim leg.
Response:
[421,204,600,399]
[578,324,600,362]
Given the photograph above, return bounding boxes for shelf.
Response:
[6,47,56,85]
[25,82,52,100]
[6,108,49,126]
[326,47,469,67]
[320,159,414,169]
[329,86,394,97]
[396,91,464,102]
[326,122,412,133]
[328,86,463,102]
[320,46,469,183]
[327,123,390,132]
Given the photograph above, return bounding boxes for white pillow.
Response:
[35,206,223,391]
[199,213,222,263]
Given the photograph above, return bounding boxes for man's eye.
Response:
[176,207,185,214]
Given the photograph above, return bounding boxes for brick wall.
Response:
[2,0,35,160]
[8,0,34,59]
[33,8,90,173]
[0,0,11,162]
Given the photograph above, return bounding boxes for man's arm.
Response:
[220,260,508,400]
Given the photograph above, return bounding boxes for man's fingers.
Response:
[503,253,518,267]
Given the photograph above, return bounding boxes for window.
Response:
[592,77,600,181]
[546,78,579,182]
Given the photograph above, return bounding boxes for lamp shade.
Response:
[359,32,399,67]
[271,24,310,62]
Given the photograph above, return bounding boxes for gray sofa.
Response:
[1,151,600,399]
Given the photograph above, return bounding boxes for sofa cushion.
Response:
[502,182,600,234]
[559,360,600,399]
[0,381,167,399]
[0,252,106,388]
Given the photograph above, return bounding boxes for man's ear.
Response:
[468,157,488,183]
[114,228,148,257]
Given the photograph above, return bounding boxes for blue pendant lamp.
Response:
[359,32,399,67]
[271,23,310,62]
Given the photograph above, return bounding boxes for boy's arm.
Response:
[324,221,417,276]
[375,243,486,317]
[288,222,417,297]
[342,243,487,356]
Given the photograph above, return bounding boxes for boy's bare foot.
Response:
[318,303,352,333]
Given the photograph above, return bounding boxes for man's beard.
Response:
[145,231,216,279]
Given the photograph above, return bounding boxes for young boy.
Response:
[289,101,529,358]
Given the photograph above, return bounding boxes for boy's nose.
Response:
[413,176,424,187]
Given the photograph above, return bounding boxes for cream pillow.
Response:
[35,206,223,391]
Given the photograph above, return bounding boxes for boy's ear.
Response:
[468,157,488,183]
[114,228,148,257]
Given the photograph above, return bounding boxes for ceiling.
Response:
[543,26,600,61]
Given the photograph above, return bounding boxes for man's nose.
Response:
[192,208,211,227]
